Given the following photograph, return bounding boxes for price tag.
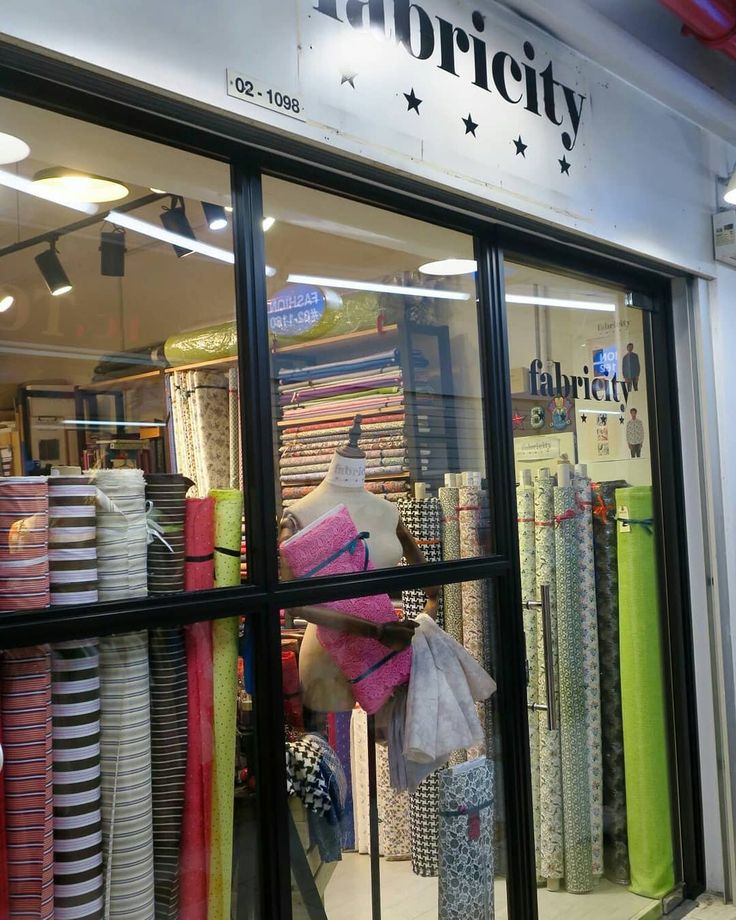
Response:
[618,505,630,533]
[226,70,305,121]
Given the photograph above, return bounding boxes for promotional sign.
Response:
[267,284,328,337]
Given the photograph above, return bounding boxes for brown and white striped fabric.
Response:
[94,470,147,602]
[144,473,190,596]
[0,477,49,613]
[148,629,188,920]
[99,632,155,920]
[51,640,104,920]
[48,476,98,607]
[0,645,54,920]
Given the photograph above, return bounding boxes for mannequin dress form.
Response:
[279,416,436,712]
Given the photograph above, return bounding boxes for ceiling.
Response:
[584,0,736,105]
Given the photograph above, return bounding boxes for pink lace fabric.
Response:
[280,503,411,714]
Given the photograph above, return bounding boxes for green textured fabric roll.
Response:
[164,321,237,366]
[210,489,243,588]
[616,486,675,899]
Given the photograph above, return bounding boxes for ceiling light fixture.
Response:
[150,187,167,194]
[35,239,73,296]
[100,227,126,277]
[265,265,277,278]
[419,258,477,275]
[286,273,470,301]
[0,294,14,313]
[32,167,129,204]
[202,201,228,231]
[107,209,235,264]
[506,294,616,313]
[262,216,276,232]
[0,168,97,214]
[0,132,30,165]
[159,196,196,258]
[224,205,234,213]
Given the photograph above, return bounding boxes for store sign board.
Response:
[297,0,590,188]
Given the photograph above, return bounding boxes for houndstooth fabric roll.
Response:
[0,477,49,612]
[554,481,593,894]
[94,470,148,602]
[48,475,98,607]
[592,480,630,884]
[573,474,603,878]
[51,640,104,920]
[533,473,564,883]
[397,495,444,625]
[397,493,445,876]
[438,757,494,920]
[99,632,155,920]
[517,481,541,879]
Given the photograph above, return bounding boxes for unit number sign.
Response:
[226,70,305,121]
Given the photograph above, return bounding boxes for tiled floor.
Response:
[323,853,660,920]
[674,895,736,920]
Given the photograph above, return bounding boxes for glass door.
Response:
[504,261,677,920]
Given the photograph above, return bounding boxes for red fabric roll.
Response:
[0,718,9,918]
[184,498,215,592]
[281,650,303,730]
[180,622,214,920]
[0,479,49,612]
[0,646,54,920]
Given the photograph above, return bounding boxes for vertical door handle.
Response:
[540,583,557,731]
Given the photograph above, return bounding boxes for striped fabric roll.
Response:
[0,718,8,917]
[0,645,54,920]
[48,476,98,607]
[0,477,49,612]
[51,640,104,920]
[144,473,191,597]
[99,632,155,920]
[148,628,188,920]
[94,470,147,602]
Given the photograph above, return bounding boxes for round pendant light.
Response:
[32,167,129,203]
[0,132,30,165]
[419,258,477,276]
[0,294,15,313]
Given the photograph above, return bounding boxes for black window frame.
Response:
[0,37,705,920]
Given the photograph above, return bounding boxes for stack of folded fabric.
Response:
[277,348,426,506]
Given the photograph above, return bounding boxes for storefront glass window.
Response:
[263,177,493,574]
[0,97,249,612]
[0,615,258,919]
[281,577,503,920]
[505,262,676,917]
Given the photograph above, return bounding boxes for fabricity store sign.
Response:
[227,0,591,193]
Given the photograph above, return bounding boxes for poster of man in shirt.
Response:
[626,408,645,458]
[622,342,641,391]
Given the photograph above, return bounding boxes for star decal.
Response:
[404,88,422,114]
[340,72,357,88]
[580,413,587,423]
[559,155,571,175]
[462,113,478,137]
[513,135,528,157]
[598,414,607,426]
[619,415,625,424]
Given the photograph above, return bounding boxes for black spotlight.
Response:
[100,227,126,277]
[160,196,195,257]
[35,239,72,296]
[201,201,228,231]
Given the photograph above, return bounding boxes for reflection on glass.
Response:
[280,569,502,919]
[0,615,258,919]
[0,95,246,612]
[506,262,676,917]
[263,177,493,573]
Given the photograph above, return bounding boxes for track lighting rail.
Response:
[0,191,166,259]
